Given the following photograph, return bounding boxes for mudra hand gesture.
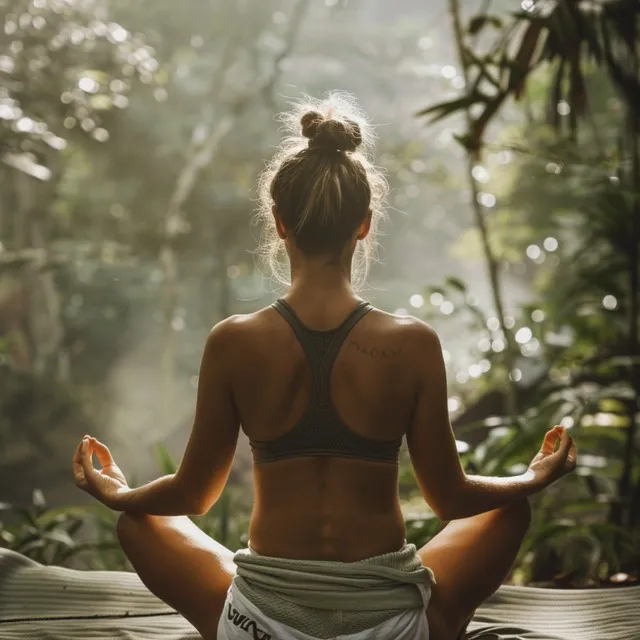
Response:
[528,425,577,488]
[73,435,129,509]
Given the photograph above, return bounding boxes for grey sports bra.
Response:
[249,298,403,464]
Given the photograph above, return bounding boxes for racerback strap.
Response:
[272,299,372,399]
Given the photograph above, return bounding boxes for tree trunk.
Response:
[156,0,310,417]
[447,0,519,419]
[14,171,68,380]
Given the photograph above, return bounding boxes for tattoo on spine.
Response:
[348,340,401,358]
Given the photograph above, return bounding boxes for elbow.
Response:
[431,502,457,522]
[437,504,466,522]
[432,478,469,522]
[190,502,209,516]
[174,477,211,516]
[182,495,210,516]
[184,491,214,516]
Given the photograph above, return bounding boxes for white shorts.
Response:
[217,582,430,640]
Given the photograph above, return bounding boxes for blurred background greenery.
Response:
[0,0,638,588]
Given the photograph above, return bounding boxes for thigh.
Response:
[117,513,235,640]
[419,500,531,640]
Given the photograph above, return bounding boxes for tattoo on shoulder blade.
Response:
[348,340,402,358]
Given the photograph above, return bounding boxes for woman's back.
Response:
[74,93,577,640]
[227,297,418,562]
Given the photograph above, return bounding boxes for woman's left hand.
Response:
[73,436,129,509]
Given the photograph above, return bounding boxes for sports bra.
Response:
[249,298,403,464]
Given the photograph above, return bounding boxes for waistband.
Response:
[232,541,436,612]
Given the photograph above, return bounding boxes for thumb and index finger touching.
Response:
[90,437,115,467]
[74,435,114,464]
[541,425,577,472]
[73,436,95,487]
[540,426,569,453]
[565,434,578,470]
[73,435,114,487]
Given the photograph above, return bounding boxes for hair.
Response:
[256,92,388,289]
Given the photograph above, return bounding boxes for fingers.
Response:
[73,435,120,494]
[73,459,86,487]
[532,425,578,483]
[555,428,573,458]
[566,437,578,471]
[73,435,93,461]
[73,437,90,488]
[539,425,576,470]
[89,437,115,467]
[75,437,96,488]
[549,428,575,476]
[539,426,564,455]
[72,439,84,464]
[80,441,96,480]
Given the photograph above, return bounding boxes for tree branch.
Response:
[163,0,311,238]
[447,0,519,419]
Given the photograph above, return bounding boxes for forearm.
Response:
[447,470,542,520]
[113,474,199,516]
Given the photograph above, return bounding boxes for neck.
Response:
[288,252,355,300]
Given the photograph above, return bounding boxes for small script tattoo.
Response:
[348,340,402,358]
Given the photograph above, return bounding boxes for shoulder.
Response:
[206,311,259,346]
[379,311,443,371]
[402,314,441,346]
[370,308,441,347]
[203,306,279,355]
[198,311,268,383]
[348,307,442,369]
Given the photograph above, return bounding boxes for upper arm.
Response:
[405,321,466,520]
[175,317,242,514]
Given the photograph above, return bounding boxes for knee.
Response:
[115,512,150,544]
[115,512,133,544]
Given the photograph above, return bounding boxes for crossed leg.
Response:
[116,499,531,640]
[419,498,532,640]
[116,513,235,640]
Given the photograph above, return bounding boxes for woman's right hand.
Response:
[528,425,577,489]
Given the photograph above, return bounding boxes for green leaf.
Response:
[12,508,38,528]
[445,276,467,292]
[508,19,547,98]
[0,527,16,544]
[59,540,121,564]
[42,515,68,532]
[416,92,488,124]
[468,14,503,36]
[66,518,85,539]
[509,12,549,23]
[32,489,46,513]
[17,538,47,555]
[43,530,75,548]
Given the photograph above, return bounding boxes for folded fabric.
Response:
[233,541,434,610]
[232,541,434,637]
